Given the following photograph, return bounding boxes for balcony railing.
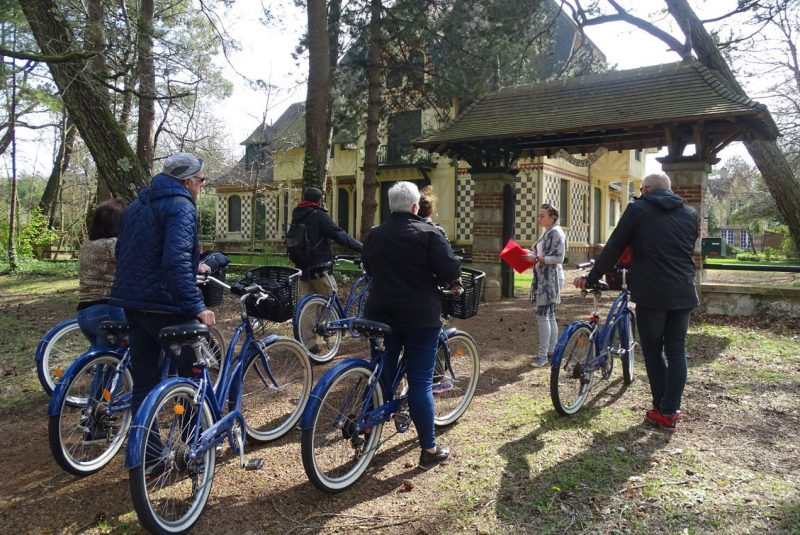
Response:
[376,144,432,165]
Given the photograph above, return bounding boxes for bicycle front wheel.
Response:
[48,352,133,476]
[301,364,384,493]
[129,383,216,535]
[294,296,342,364]
[434,332,480,427]
[550,326,595,416]
[241,337,312,442]
[38,320,87,397]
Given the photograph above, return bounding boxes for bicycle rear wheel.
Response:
[294,296,342,364]
[48,352,133,476]
[433,332,480,427]
[38,320,87,397]
[550,326,595,416]
[301,364,384,493]
[129,383,216,535]
[241,337,312,442]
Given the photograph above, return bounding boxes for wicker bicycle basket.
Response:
[200,268,226,308]
[442,267,485,319]
[237,266,301,322]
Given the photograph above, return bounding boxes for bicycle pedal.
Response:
[243,458,264,471]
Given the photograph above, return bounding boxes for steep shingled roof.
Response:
[415,60,778,154]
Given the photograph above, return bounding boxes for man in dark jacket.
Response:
[289,187,362,295]
[362,181,461,469]
[110,152,213,416]
[575,172,699,431]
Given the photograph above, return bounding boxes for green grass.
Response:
[0,258,79,277]
[704,257,799,266]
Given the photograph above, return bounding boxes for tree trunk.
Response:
[665,0,800,248]
[39,116,77,228]
[359,0,383,239]
[135,0,155,173]
[303,0,331,191]
[20,0,148,202]
[7,31,19,270]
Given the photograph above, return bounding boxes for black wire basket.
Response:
[237,266,301,322]
[200,269,226,308]
[442,267,485,319]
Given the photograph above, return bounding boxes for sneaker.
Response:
[645,409,679,432]
[432,379,453,394]
[419,445,450,470]
[531,355,549,368]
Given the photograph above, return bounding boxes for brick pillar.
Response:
[471,172,516,301]
[659,160,710,293]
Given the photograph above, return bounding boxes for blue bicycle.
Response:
[300,268,484,493]
[293,255,370,364]
[48,323,227,477]
[550,263,636,416]
[127,269,312,534]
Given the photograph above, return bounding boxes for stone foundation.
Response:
[700,283,800,317]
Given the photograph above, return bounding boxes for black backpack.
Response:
[285,210,323,266]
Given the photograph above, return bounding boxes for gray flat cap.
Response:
[163,152,204,180]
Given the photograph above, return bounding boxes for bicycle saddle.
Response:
[100,321,129,335]
[350,318,392,337]
[158,322,211,343]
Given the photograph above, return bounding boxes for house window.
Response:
[634,149,642,162]
[560,179,570,227]
[409,50,425,87]
[387,110,421,163]
[740,230,751,249]
[228,195,241,233]
[608,198,616,226]
[254,194,266,240]
[337,188,350,234]
[720,229,734,245]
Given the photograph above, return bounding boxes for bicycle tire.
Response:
[37,320,87,397]
[550,325,595,416]
[617,312,635,385]
[240,337,312,442]
[301,364,384,493]
[48,352,133,476]
[294,296,342,364]
[129,383,216,535]
[433,331,480,427]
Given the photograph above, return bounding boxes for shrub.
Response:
[736,252,760,262]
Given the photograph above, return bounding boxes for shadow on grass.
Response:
[495,413,672,532]
[685,331,732,366]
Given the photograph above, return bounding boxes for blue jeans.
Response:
[377,327,440,450]
[636,306,693,415]
[77,304,126,348]
[125,309,198,418]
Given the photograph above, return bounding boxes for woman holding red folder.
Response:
[522,204,567,367]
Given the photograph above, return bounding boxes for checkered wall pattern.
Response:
[455,176,473,242]
[568,181,589,243]
[513,173,538,244]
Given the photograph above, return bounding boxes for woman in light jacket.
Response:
[523,203,566,367]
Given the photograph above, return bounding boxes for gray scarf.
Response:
[531,224,566,315]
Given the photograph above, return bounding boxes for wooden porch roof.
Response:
[415,60,778,167]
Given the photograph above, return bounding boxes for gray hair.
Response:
[388,181,421,213]
[642,172,671,191]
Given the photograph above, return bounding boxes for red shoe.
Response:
[645,409,679,431]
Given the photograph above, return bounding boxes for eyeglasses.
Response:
[191,176,206,184]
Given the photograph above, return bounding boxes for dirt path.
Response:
[0,281,798,534]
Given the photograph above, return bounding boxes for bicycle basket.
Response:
[442,267,485,319]
[200,268,226,308]
[237,266,301,322]
[604,267,631,291]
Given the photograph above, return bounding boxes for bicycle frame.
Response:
[294,271,370,336]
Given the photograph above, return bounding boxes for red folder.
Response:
[499,238,535,273]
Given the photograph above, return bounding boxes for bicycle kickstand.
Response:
[232,421,264,471]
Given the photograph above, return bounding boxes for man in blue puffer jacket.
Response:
[110,152,214,416]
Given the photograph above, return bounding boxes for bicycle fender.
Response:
[550,321,594,368]
[47,348,124,417]
[300,358,368,430]
[293,293,326,326]
[442,327,459,339]
[259,334,281,347]
[35,318,79,363]
[124,377,196,469]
